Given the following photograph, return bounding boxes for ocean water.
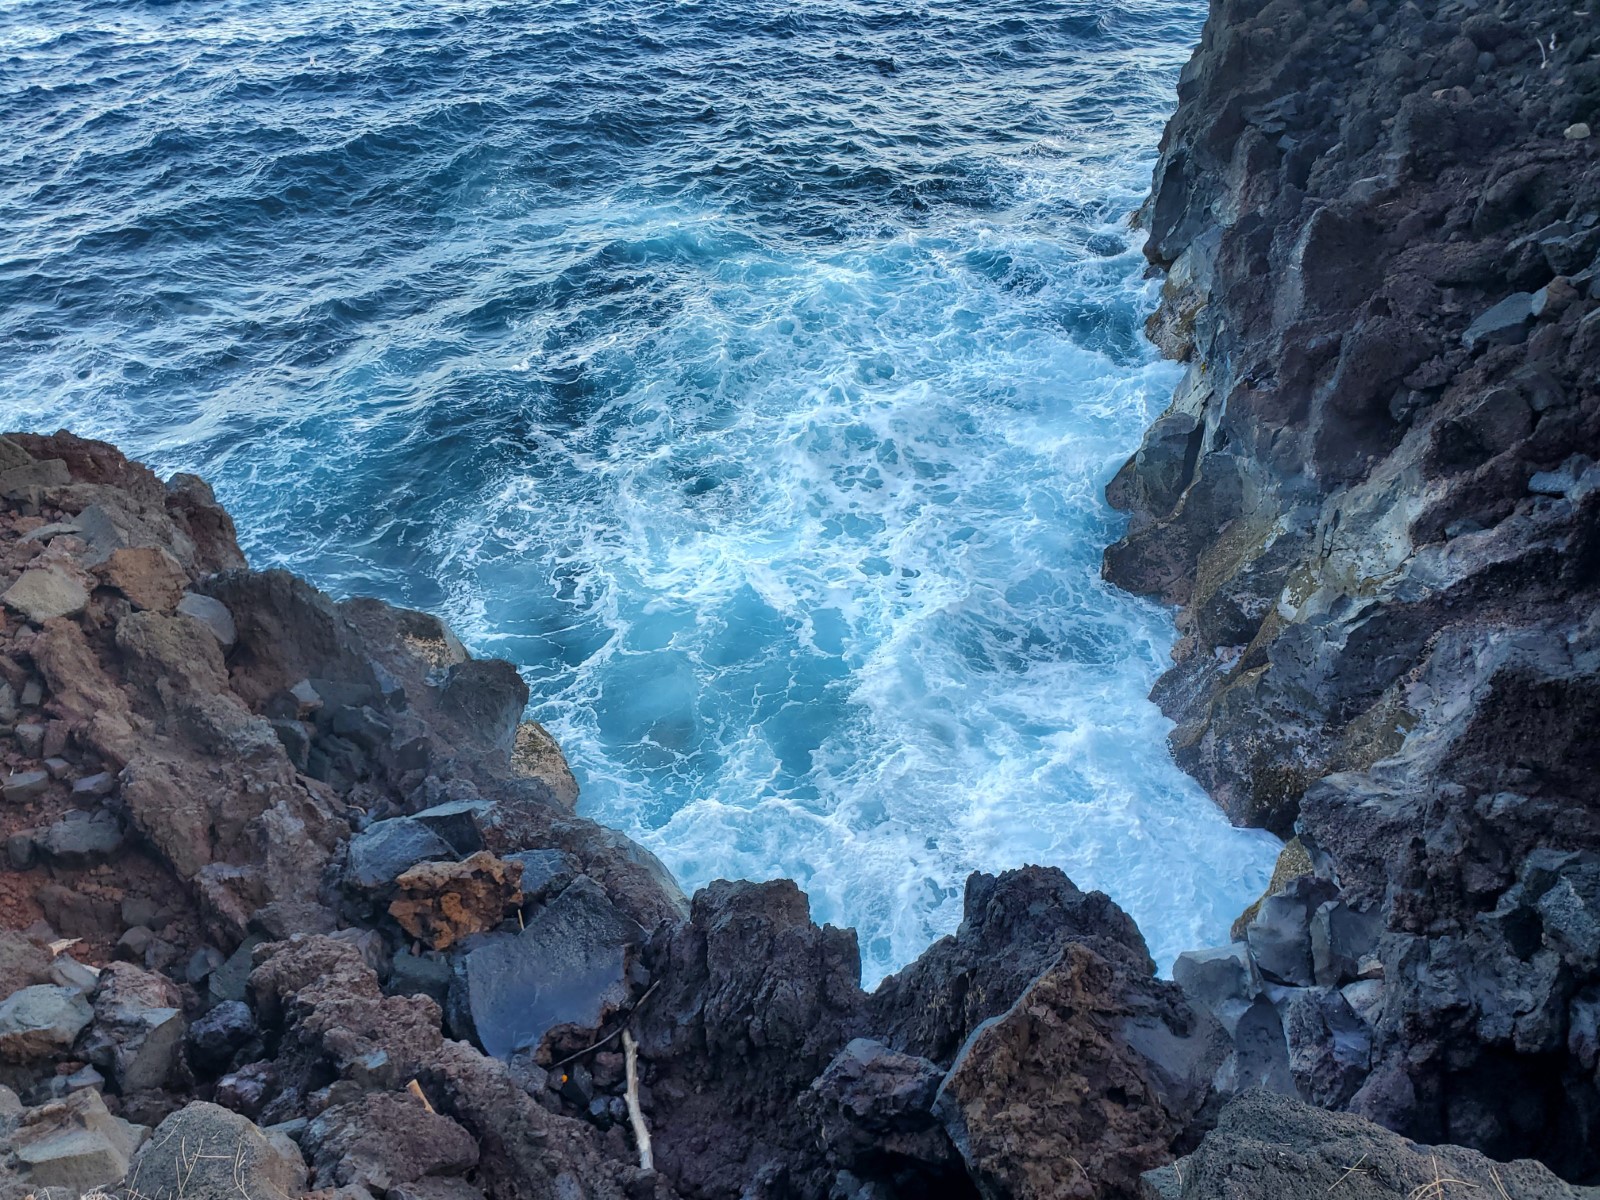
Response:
[0,0,1279,983]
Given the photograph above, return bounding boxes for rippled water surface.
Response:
[1,0,1279,982]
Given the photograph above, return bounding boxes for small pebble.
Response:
[1566,122,1592,140]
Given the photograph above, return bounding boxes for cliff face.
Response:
[1106,0,1600,1176]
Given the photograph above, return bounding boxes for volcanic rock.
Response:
[458,874,641,1059]
[0,984,93,1063]
[125,1102,307,1200]
[388,851,522,951]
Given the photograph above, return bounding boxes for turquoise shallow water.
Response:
[0,0,1279,983]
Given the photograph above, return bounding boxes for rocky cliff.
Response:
[1105,0,1600,1181]
[3,0,1600,1194]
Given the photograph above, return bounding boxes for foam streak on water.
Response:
[0,0,1279,983]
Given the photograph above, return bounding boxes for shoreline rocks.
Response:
[1105,0,1600,1182]
[0,430,1236,1199]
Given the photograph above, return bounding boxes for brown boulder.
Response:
[98,545,189,612]
[389,852,524,951]
[935,943,1226,1200]
[302,1092,478,1192]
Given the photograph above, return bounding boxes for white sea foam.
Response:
[430,180,1280,986]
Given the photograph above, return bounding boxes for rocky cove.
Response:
[1,0,1599,1197]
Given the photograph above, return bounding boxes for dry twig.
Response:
[1328,1153,1369,1192]
[622,1029,653,1171]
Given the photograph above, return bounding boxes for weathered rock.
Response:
[635,877,866,1199]
[803,1038,959,1191]
[937,943,1226,1200]
[2,769,49,804]
[39,809,125,865]
[172,591,238,648]
[510,720,580,809]
[0,984,92,1063]
[458,874,641,1059]
[1107,0,1600,1169]
[301,1092,478,1192]
[185,1000,258,1077]
[125,1102,307,1200]
[1147,1091,1599,1199]
[1462,292,1536,349]
[347,817,457,891]
[1,564,89,623]
[7,1087,148,1192]
[389,851,523,950]
[81,961,186,1094]
[1245,877,1339,988]
[0,932,52,997]
[502,848,580,901]
[871,866,1155,1066]
[98,545,189,611]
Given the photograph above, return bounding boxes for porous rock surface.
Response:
[1105,0,1600,1182]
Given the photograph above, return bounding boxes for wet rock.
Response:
[347,817,456,892]
[1,564,89,623]
[81,961,186,1093]
[460,874,641,1059]
[125,1102,307,1200]
[936,943,1226,1200]
[0,984,93,1063]
[388,851,523,950]
[7,1087,148,1193]
[302,1092,478,1192]
[186,999,258,1077]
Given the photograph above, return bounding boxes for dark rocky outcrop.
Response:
[1105,0,1600,1181]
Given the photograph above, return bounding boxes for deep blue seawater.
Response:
[0,0,1279,983]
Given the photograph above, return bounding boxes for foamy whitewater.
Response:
[1,0,1279,983]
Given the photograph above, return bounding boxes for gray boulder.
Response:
[1145,1090,1599,1198]
[1,564,89,624]
[40,809,126,865]
[1462,291,1535,349]
[459,874,642,1059]
[0,984,93,1063]
[6,1087,148,1192]
[80,962,185,1093]
[125,1102,307,1200]
[347,817,456,891]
